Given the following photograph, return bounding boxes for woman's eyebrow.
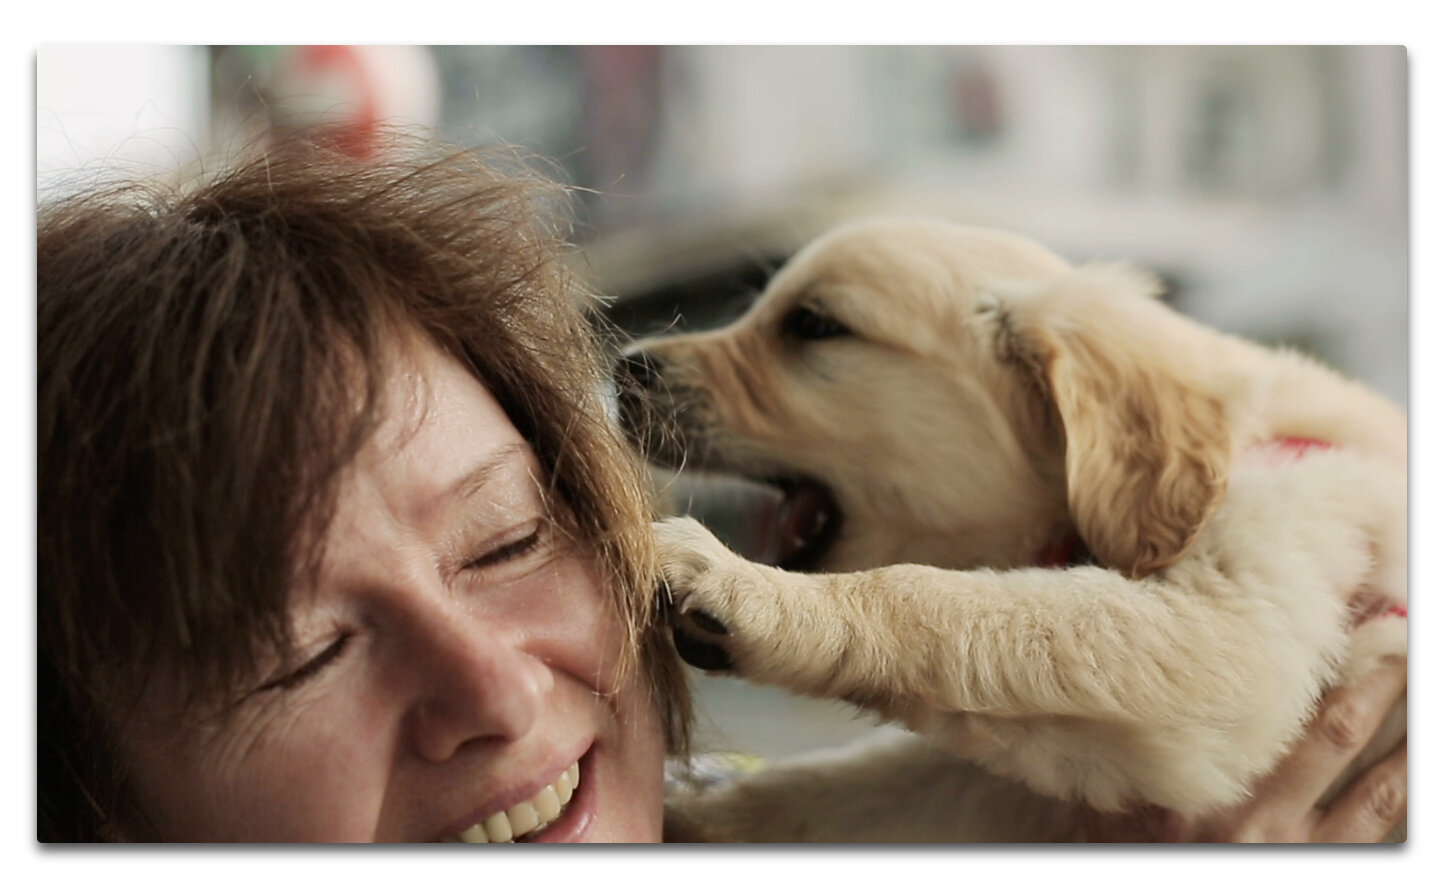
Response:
[447,443,527,504]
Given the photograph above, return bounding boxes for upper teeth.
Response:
[448,761,580,843]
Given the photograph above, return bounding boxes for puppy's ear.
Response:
[1008,263,1230,578]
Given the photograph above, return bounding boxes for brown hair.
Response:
[37,135,690,841]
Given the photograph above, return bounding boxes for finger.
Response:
[1311,739,1406,842]
[1249,658,1406,814]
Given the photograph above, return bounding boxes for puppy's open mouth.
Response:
[658,472,841,571]
[760,478,841,570]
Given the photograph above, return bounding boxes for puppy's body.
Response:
[620,219,1406,842]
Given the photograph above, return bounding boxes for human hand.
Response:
[1081,657,1406,842]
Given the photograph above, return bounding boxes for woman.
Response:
[37,137,1405,842]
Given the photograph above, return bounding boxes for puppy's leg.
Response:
[657,515,1369,811]
[661,517,1283,725]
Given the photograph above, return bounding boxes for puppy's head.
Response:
[617,218,1229,577]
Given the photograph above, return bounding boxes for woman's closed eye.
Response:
[257,632,353,693]
[250,522,551,698]
[463,520,548,572]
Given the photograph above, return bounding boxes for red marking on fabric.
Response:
[1038,438,1336,570]
[1036,532,1089,569]
[1353,601,1406,627]
[1348,591,1407,628]
[1269,436,1335,459]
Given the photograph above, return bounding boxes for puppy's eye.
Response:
[782,305,850,341]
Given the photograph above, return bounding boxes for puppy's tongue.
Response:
[655,472,835,566]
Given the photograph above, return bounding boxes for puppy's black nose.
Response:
[615,349,664,393]
[613,349,681,461]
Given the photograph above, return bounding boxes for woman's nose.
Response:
[406,602,556,763]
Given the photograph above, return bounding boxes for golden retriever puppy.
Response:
[617,218,1406,842]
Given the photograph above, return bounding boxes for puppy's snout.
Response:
[613,347,698,466]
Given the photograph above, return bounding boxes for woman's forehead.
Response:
[349,339,542,524]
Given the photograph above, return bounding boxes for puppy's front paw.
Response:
[654,516,775,675]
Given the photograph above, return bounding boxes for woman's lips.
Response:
[441,746,592,843]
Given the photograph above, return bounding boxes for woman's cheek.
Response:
[136,674,390,840]
[488,554,625,688]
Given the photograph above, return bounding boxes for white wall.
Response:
[36,45,211,198]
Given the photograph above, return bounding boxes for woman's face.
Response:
[119,340,667,842]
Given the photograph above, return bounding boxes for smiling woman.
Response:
[37,131,1406,845]
[115,341,667,842]
[37,134,687,842]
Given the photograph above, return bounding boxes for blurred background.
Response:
[36,45,1409,759]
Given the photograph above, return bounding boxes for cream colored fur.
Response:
[625,219,1406,842]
